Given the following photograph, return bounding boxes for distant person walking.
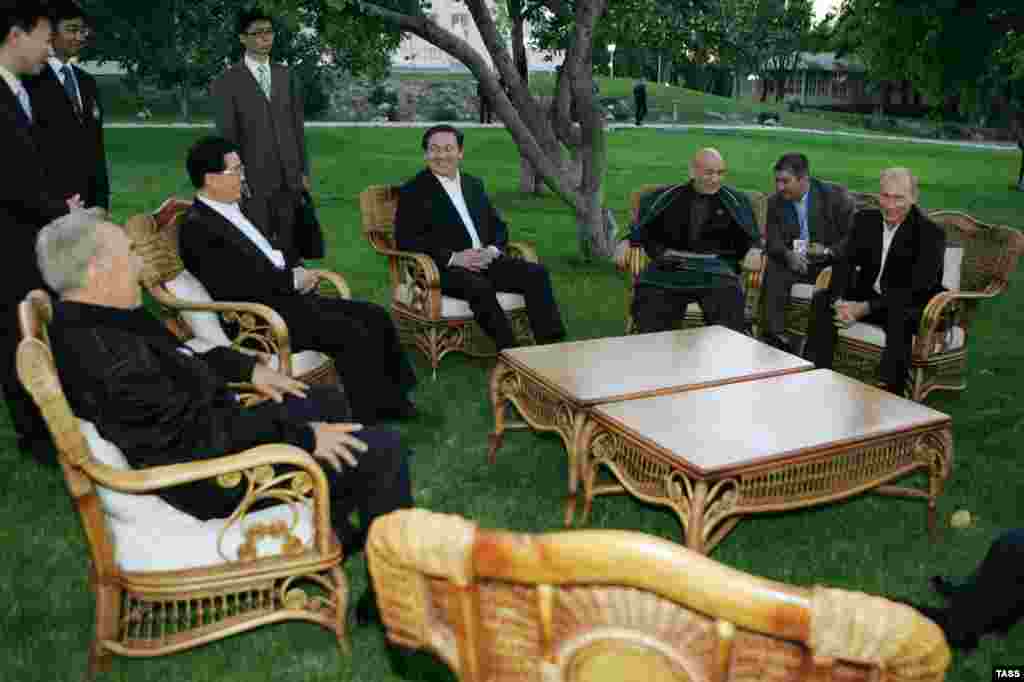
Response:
[477,80,492,124]
[633,80,648,126]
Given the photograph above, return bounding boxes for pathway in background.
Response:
[106,121,1018,153]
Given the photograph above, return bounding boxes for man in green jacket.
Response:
[629,148,761,333]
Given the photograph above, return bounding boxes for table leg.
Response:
[487,359,511,464]
[686,480,708,554]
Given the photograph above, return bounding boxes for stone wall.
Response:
[327,76,482,122]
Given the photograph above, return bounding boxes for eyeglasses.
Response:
[427,144,459,155]
[60,24,91,37]
[243,29,275,38]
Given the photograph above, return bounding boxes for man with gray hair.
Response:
[38,212,413,599]
[803,168,946,395]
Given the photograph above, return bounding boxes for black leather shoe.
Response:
[930,575,958,599]
[910,602,980,651]
[761,333,792,353]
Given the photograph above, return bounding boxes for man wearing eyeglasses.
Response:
[210,8,315,264]
[394,125,566,350]
[25,0,109,212]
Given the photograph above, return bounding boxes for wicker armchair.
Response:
[359,185,536,375]
[16,290,348,679]
[125,198,350,385]
[368,509,950,682]
[616,185,768,335]
[814,211,1024,401]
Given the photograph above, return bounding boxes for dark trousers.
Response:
[439,256,566,349]
[943,528,1024,637]
[634,104,647,126]
[632,281,746,334]
[284,294,417,424]
[249,385,414,554]
[760,257,826,337]
[805,289,922,393]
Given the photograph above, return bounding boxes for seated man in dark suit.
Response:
[38,211,413,616]
[912,528,1024,651]
[178,136,417,423]
[629,147,761,333]
[393,124,566,350]
[804,168,945,395]
[761,153,854,351]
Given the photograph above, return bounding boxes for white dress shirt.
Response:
[196,194,287,270]
[47,56,82,109]
[0,63,30,120]
[873,221,902,294]
[435,171,482,249]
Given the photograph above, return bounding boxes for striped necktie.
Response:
[61,64,83,118]
[257,64,271,99]
[15,83,32,122]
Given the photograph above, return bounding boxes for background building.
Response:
[392,0,563,72]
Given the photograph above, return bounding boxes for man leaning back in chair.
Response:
[38,211,413,623]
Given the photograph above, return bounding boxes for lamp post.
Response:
[608,43,616,79]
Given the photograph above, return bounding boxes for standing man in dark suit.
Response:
[24,0,108,211]
[211,8,312,263]
[394,124,566,350]
[761,153,854,351]
[633,80,647,126]
[804,168,945,396]
[1,0,82,461]
[179,136,417,424]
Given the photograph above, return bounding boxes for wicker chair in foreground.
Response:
[368,508,950,682]
[814,211,1024,401]
[359,185,536,376]
[616,184,768,335]
[17,291,348,679]
[125,197,350,386]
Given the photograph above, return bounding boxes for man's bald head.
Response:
[689,148,727,195]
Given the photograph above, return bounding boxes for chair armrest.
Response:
[78,442,336,555]
[369,246,443,320]
[914,286,1001,358]
[507,241,539,263]
[815,266,833,291]
[307,268,351,300]
[148,286,295,377]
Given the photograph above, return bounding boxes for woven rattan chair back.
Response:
[368,509,950,682]
[16,290,349,679]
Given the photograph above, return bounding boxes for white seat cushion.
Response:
[838,322,966,353]
[394,283,526,319]
[82,421,314,572]
[943,247,963,291]
[790,283,815,301]
[169,271,330,378]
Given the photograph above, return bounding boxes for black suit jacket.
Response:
[831,205,946,315]
[394,169,509,268]
[765,178,853,264]
[178,199,326,350]
[24,63,109,209]
[0,83,70,305]
[49,300,314,520]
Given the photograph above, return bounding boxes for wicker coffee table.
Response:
[488,326,813,523]
[577,369,954,554]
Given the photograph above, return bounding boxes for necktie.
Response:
[257,64,271,99]
[15,83,32,122]
[61,64,83,118]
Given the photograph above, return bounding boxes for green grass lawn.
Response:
[2,127,1022,681]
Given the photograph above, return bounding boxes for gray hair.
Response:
[36,210,108,294]
[880,167,919,201]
